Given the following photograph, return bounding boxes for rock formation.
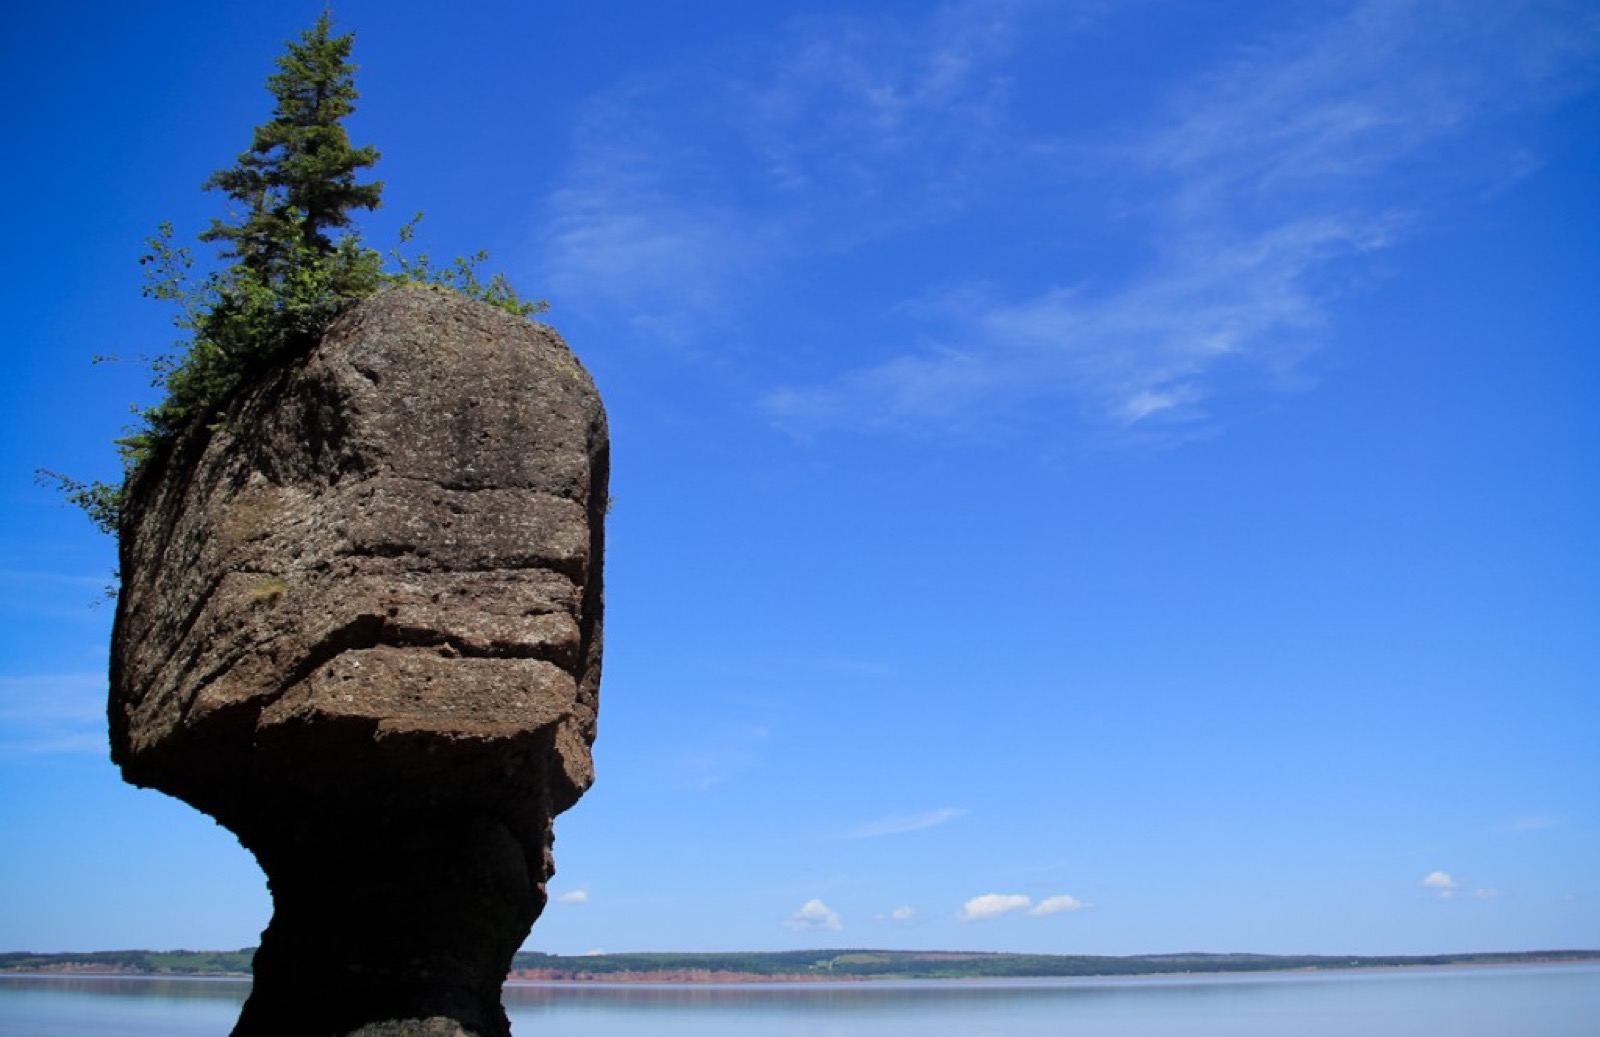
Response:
[109,286,607,1037]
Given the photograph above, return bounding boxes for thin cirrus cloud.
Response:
[763,0,1600,438]
[540,0,1038,344]
[541,0,1599,439]
[0,673,107,756]
[841,807,966,839]
[669,721,771,790]
[1503,813,1560,833]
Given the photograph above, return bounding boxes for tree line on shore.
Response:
[4,948,1597,981]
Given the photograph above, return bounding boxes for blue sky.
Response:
[2,0,1597,957]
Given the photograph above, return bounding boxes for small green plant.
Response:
[34,470,123,537]
[249,576,289,602]
[390,213,548,319]
[44,14,545,538]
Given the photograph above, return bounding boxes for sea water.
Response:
[1,962,1596,1036]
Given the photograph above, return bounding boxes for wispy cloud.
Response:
[540,0,1038,342]
[543,134,772,345]
[1503,813,1560,833]
[810,657,897,678]
[664,719,772,790]
[0,673,106,756]
[556,889,591,905]
[842,807,966,839]
[0,567,119,621]
[539,0,1596,436]
[784,898,844,932]
[761,0,1600,438]
[765,214,1385,435]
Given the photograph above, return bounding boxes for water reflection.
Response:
[501,965,1600,1037]
[1,963,1595,1037]
[0,975,250,1002]
[0,975,247,1037]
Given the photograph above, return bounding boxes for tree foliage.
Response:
[47,14,545,536]
[137,11,387,449]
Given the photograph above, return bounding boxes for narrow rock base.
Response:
[229,811,544,1037]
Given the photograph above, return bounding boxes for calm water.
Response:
[1,963,1596,1036]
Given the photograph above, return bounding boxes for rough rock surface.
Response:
[109,286,607,1037]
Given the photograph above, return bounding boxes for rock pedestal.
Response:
[109,286,607,1037]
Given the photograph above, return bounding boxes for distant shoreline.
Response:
[503,957,1600,986]
[4,949,1597,984]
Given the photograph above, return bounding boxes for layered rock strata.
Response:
[109,286,607,1037]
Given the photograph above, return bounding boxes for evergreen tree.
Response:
[42,14,545,537]
[143,13,386,441]
[201,12,382,275]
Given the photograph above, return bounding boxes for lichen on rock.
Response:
[109,285,607,1037]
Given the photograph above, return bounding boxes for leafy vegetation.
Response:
[41,13,544,537]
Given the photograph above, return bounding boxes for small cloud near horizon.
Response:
[785,898,844,932]
[1423,871,1499,901]
[1423,871,1458,891]
[961,893,1032,921]
[1030,895,1087,916]
[961,891,1090,920]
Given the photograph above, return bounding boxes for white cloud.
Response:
[1030,894,1087,916]
[1423,871,1458,890]
[843,807,966,839]
[873,904,919,922]
[1423,871,1498,901]
[784,898,844,932]
[556,889,590,905]
[959,893,1032,921]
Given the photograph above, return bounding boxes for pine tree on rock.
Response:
[43,14,546,536]
[202,11,382,270]
[151,13,386,440]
